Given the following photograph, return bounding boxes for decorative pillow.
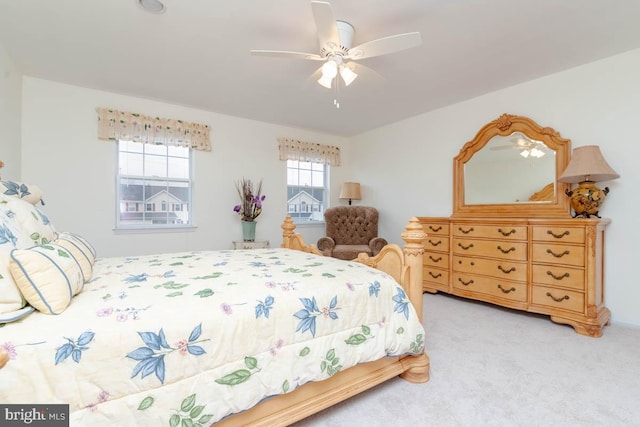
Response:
[0,210,33,322]
[9,243,84,315]
[0,196,56,247]
[55,232,97,283]
[0,181,44,205]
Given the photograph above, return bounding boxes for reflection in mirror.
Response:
[464,132,556,204]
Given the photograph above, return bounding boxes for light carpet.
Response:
[294,293,640,427]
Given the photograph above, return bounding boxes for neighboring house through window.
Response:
[117,140,192,228]
[287,160,327,223]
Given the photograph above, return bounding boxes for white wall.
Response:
[20,78,351,257]
[0,43,21,178]
[352,49,640,327]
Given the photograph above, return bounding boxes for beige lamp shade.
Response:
[558,145,620,184]
[339,182,361,205]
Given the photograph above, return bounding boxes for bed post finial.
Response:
[401,217,427,323]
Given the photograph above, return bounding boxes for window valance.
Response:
[96,108,211,151]
[278,138,341,166]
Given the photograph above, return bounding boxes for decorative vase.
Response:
[565,181,610,218]
[241,220,256,242]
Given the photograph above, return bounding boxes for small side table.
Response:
[232,240,270,250]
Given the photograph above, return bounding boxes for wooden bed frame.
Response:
[216,216,430,426]
[0,216,430,426]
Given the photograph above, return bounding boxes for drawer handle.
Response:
[546,248,570,258]
[428,239,442,247]
[429,255,442,263]
[458,243,474,250]
[458,278,474,286]
[458,227,474,234]
[546,292,570,303]
[429,225,442,232]
[497,245,516,254]
[498,228,516,237]
[547,271,570,281]
[547,230,570,239]
[497,266,516,274]
[497,284,516,294]
[429,272,442,279]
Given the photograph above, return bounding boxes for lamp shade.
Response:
[339,182,361,201]
[558,145,620,184]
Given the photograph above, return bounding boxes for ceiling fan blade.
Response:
[490,145,518,151]
[311,1,340,51]
[250,50,324,61]
[347,32,422,60]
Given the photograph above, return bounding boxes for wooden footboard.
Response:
[215,215,432,426]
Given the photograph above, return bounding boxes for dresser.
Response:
[419,217,610,337]
[422,113,613,337]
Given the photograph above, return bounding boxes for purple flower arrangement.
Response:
[233,178,265,222]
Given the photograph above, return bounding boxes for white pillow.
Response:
[9,243,84,315]
[0,181,44,205]
[0,196,56,246]
[55,232,96,283]
[0,210,32,322]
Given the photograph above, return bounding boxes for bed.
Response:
[0,181,429,426]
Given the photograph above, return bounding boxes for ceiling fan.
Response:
[250,1,422,100]
[491,134,548,158]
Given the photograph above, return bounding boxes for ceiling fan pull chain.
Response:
[334,76,340,108]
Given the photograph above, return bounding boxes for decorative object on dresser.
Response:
[317,206,387,260]
[419,114,611,337]
[558,145,620,218]
[339,181,362,205]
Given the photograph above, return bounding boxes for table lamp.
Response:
[558,145,619,218]
[339,182,361,205]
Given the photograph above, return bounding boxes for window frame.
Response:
[115,140,194,230]
[286,159,329,225]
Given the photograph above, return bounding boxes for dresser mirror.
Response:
[453,114,572,217]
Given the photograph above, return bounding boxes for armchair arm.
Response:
[317,237,336,257]
[369,237,388,256]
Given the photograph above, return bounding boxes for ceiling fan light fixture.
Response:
[340,65,358,86]
[321,60,338,78]
[317,74,334,89]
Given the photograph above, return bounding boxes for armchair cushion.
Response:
[318,206,388,260]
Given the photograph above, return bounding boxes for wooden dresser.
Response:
[424,113,612,337]
[419,217,610,337]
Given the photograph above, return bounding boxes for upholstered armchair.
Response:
[317,206,388,260]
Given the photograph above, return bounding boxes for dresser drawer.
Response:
[424,251,449,268]
[453,238,528,261]
[532,226,585,244]
[532,243,585,267]
[424,236,449,252]
[453,255,527,282]
[453,224,527,240]
[422,222,450,236]
[532,264,584,291]
[531,285,584,313]
[423,266,449,287]
[452,273,527,302]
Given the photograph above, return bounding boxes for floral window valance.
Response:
[277,138,340,166]
[96,108,211,151]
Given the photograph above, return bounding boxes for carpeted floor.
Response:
[294,293,640,427]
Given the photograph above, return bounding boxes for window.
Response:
[117,140,192,228]
[286,160,327,224]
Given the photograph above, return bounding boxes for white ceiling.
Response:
[1,0,640,136]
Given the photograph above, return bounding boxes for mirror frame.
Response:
[453,114,572,218]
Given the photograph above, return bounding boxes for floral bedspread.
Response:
[0,248,425,426]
